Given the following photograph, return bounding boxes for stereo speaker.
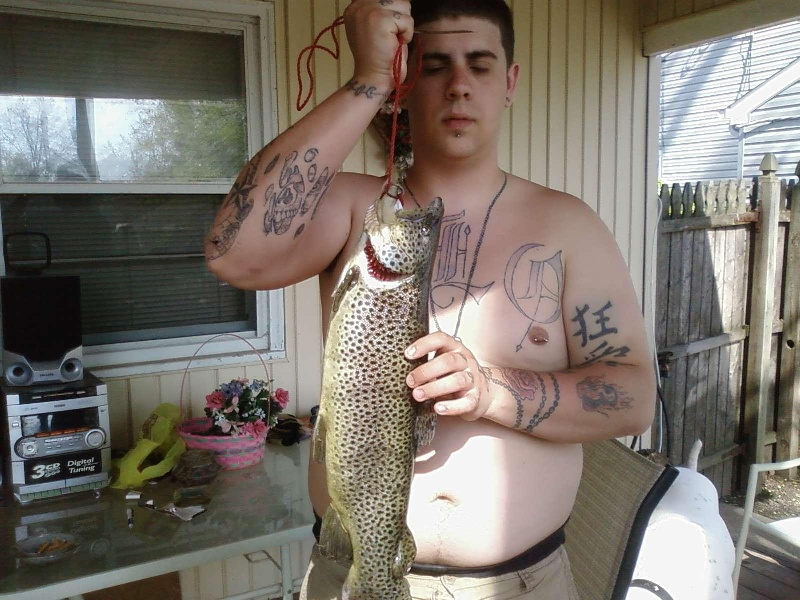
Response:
[1,275,83,386]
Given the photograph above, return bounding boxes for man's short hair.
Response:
[411,0,515,65]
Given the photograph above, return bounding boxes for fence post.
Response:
[777,161,800,477]
[743,153,781,477]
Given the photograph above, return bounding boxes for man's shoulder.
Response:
[329,172,386,209]
[512,176,598,223]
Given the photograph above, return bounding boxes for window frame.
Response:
[0,0,285,377]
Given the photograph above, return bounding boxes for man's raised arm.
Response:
[205,0,413,291]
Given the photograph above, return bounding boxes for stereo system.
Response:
[1,275,84,386]
[1,372,111,503]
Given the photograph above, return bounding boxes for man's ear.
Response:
[506,62,520,106]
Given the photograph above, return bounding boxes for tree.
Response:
[127,100,247,180]
[0,97,77,181]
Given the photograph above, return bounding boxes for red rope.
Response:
[296,17,422,190]
[296,16,346,113]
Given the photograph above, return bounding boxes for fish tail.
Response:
[342,576,411,600]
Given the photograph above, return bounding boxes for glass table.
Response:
[0,441,314,600]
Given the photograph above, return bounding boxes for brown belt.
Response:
[409,523,567,578]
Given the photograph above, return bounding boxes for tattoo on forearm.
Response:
[577,376,633,416]
[345,78,383,100]
[263,148,333,237]
[205,148,267,260]
[504,244,563,352]
[571,300,631,365]
[483,368,560,432]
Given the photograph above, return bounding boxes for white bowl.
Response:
[16,533,79,566]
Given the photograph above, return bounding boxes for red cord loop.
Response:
[296,17,422,190]
[296,16,346,112]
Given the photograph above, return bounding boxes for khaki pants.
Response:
[299,544,580,600]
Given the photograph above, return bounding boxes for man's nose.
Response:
[445,68,472,100]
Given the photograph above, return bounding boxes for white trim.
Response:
[726,57,800,127]
[0,183,234,194]
[644,57,662,355]
[84,330,286,379]
[0,0,285,370]
[642,0,800,56]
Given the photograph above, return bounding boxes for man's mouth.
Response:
[444,116,474,129]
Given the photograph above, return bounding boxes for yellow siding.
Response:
[641,0,740,26]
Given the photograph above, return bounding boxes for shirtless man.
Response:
[205,1,656,598]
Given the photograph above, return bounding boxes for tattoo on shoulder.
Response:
[571,300,631,365]
[577,376,633,416]
[263,148,333,237]
[504,244,563,352]
[483,367,560,432]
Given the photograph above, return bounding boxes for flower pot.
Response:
[177,418,266,470]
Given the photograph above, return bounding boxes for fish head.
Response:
[362,191,444,283]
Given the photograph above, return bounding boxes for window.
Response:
[0,0,283,376]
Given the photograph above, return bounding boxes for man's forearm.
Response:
[480,360,655,443]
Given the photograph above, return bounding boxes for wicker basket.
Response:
[177,418,265,470]
[177,333,273,470]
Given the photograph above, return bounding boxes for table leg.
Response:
[280,544,293,600]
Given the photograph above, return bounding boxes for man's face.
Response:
[404,16,518,161]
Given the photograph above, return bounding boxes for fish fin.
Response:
[331,265,359,315]
[319,504,353,565]
[393,525,417,578]
[311,411,326,464]
[414,400,437,449]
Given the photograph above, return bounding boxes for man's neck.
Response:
[404,160,506,210]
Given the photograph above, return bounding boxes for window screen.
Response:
[0,11,254,345]
[1,194,250,345]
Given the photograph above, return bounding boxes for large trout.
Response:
[313,188,444,600]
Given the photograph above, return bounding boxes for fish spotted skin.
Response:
[313,192,444,600]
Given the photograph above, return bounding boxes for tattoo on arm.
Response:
[263,147,334,238]
[482,367,561,432]
[571,300,631,365]
[345,78,385,101]
[577,376,632,416]
[205,148,269,260]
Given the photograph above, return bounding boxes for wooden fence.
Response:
[655,154,799,495]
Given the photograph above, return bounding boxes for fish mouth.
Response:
[364,238,404,282]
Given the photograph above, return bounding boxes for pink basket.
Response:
[177,334,274,471]
[177,418,266,470]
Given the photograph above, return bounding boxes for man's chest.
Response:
[428,221,570,371]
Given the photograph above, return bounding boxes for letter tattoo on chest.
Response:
[503,244,563,351]
[430,211,494,333]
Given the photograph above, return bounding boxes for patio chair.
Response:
[732,455,800,593]
[565,439,679,600]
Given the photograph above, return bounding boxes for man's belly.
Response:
[308,417,582,568]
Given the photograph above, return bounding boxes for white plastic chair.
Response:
[732,455,800,594]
